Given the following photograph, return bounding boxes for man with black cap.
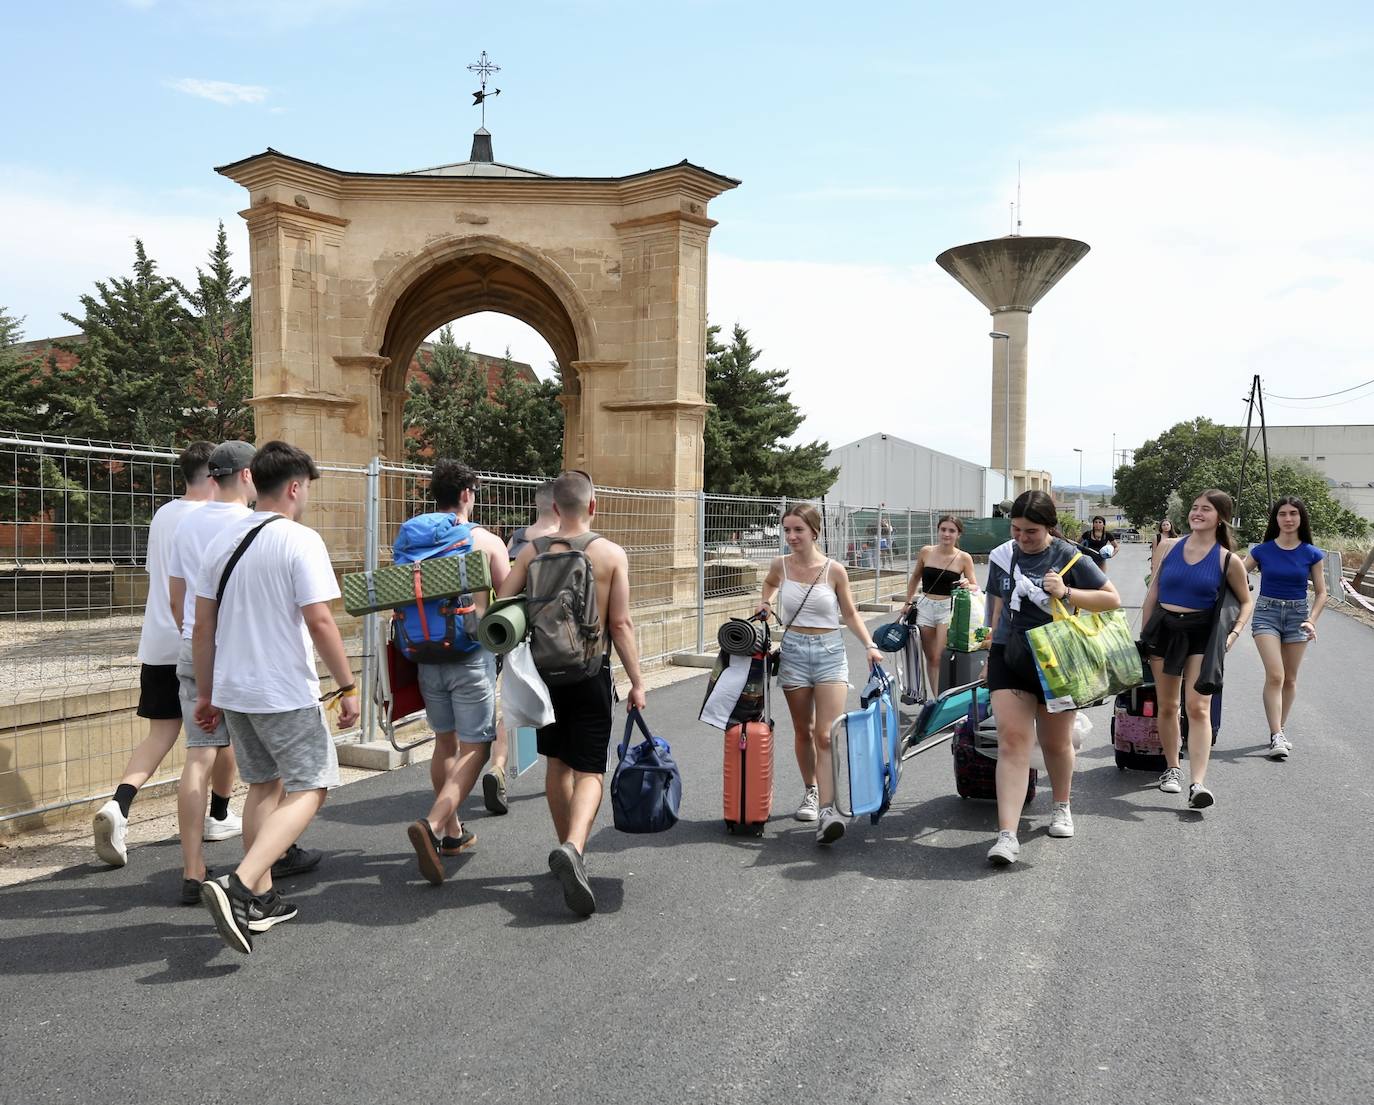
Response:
[93,441,214,868]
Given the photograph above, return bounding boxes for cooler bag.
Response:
[939,646,987,694]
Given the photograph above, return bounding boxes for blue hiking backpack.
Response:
[391,512,483,664]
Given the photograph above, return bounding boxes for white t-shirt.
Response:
[137,497,207,665]
[195,512,341,713]
[168,500,253,640]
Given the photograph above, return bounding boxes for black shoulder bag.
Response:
[1195,550,1241,695]
[216,515,284,604]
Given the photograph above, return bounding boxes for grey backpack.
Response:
[527,532,605,685]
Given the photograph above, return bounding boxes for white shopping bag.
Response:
[502,643,555,730]
[1029,710,1093,773]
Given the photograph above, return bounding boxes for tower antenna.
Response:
[1016,161,1022,235]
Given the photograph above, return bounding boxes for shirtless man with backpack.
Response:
[498,469,646,917]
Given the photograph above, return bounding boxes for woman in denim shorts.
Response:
[757,505,883,847]
[899,515,979,697]
[1244,497,1327,761]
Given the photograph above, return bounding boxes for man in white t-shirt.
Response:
[193,441,358,954]
[93,441,214,869]
[166,440,255,905]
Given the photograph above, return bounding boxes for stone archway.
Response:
[215,145,738,493]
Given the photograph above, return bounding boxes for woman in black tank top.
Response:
[899,516,978,696]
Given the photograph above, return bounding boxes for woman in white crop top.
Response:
[757,504,883,847]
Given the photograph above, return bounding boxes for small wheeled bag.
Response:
[952,694,1036,803]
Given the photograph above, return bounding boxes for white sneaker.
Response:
[794,785,820,822]
[1188,783,1215,809]
[1047,802,1075,838]
[987,830,1020,866]
[93,800,128,867]
[1158,767,1183,794]
[1266,733,1289,761]
[816,806,845,845]
[203,808,243,842]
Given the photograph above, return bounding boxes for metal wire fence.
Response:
[0,432,974,825]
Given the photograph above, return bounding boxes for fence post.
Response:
[906,509,913,581]
[874,505,883,602]
[359,456,380,745]
[696,491,707,654]
[778,497,788,557]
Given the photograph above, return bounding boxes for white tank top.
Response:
[780,557,841,629]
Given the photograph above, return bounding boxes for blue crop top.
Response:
[1156,540,1225,610]
[1251,540,1324,600]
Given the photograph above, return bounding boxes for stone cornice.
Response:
[570,360,630,375]
[600,398,711,414]
[239,201,351,228]
[612,210,719,233]
[248,392,359,410]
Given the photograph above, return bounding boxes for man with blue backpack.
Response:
[402,460,512,886]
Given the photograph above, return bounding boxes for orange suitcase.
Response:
[723,642,775,835]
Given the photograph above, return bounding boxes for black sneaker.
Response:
[547,842,596,917]
[407,820,445,886]
[271,844,323,879]
[247,889,299,933]
[440,828,477,856]
[181,867,213,906]
[482,767,509,815]
[201,874,253,954]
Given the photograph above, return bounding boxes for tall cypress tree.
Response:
[403,327,496,465]
[175,222,254,441]
[0,308,43,436]
[704,322,836,497]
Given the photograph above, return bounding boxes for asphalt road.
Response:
[2,543,1370,1105]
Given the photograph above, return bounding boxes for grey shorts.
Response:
[175,639,229,749]
[417,649,497,741]
[778,630,849,689]
[223,705,340,793]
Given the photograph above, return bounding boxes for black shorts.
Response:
[537,658,615,774]
[986,643,1046,703]
[137,663,183,720]
[1141,607,1212,677]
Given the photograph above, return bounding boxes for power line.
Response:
[1264,377,1374,401]
[1265,391,1374,411]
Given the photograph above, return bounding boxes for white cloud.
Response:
[167,78,268,105]
[709,113,1374,485]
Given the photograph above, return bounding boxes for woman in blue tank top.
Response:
[1140,489,1253,810]
[1243,496,1327,761]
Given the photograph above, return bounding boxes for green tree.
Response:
[484,350,563,475]
[704,323,837,497]
[0,308,43,436]
[58,239,193,445]
[403,327,497,464]
[1114,416,1368,542]
[175,222,254,441]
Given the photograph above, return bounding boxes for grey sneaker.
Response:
[987,831,1020,866]
[1047,802,1075,838]
[1267,733,1289,761]
[482,766,509,815]
[548,842,596,917]
[1188,783,1215,809]
[1158,767,1184,794]
[816,806,845,845]
[794,785,820,822]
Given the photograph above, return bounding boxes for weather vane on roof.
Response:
[467,51,501,127]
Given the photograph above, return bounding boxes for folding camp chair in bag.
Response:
[373,619,433,752]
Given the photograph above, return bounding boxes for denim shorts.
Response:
[417,649,497,740]
[915,595,953,628]
[1252,595,1310,644]
[778,630,849,689]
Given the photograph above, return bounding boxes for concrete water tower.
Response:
[936,235,1089,495]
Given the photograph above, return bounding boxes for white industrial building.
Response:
[1234,424,1374,523]
[824,432,1010,516]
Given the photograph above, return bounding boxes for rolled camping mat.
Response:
[717,617,766,657]
[478,597,528,655]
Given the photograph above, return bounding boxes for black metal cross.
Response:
[467,51,502,127]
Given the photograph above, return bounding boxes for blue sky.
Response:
[4,0,1374,481]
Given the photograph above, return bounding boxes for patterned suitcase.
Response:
[952,703,1036,803]
[342,550,490,615]
[1111,685,1167,772]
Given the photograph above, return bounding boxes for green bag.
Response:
[948,587,987,652]
[1025,600,1143,713]
[342,551,491,615]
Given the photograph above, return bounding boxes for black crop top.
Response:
[921,564,961,596]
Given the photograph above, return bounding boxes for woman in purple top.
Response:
[1244,496,1327,761]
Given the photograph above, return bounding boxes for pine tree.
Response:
[0,308,43,436]
[403,327,497,465]
[175,222,254,441]
[485,350,563,475]
[58,239,193,445]
[704,323,837,497]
